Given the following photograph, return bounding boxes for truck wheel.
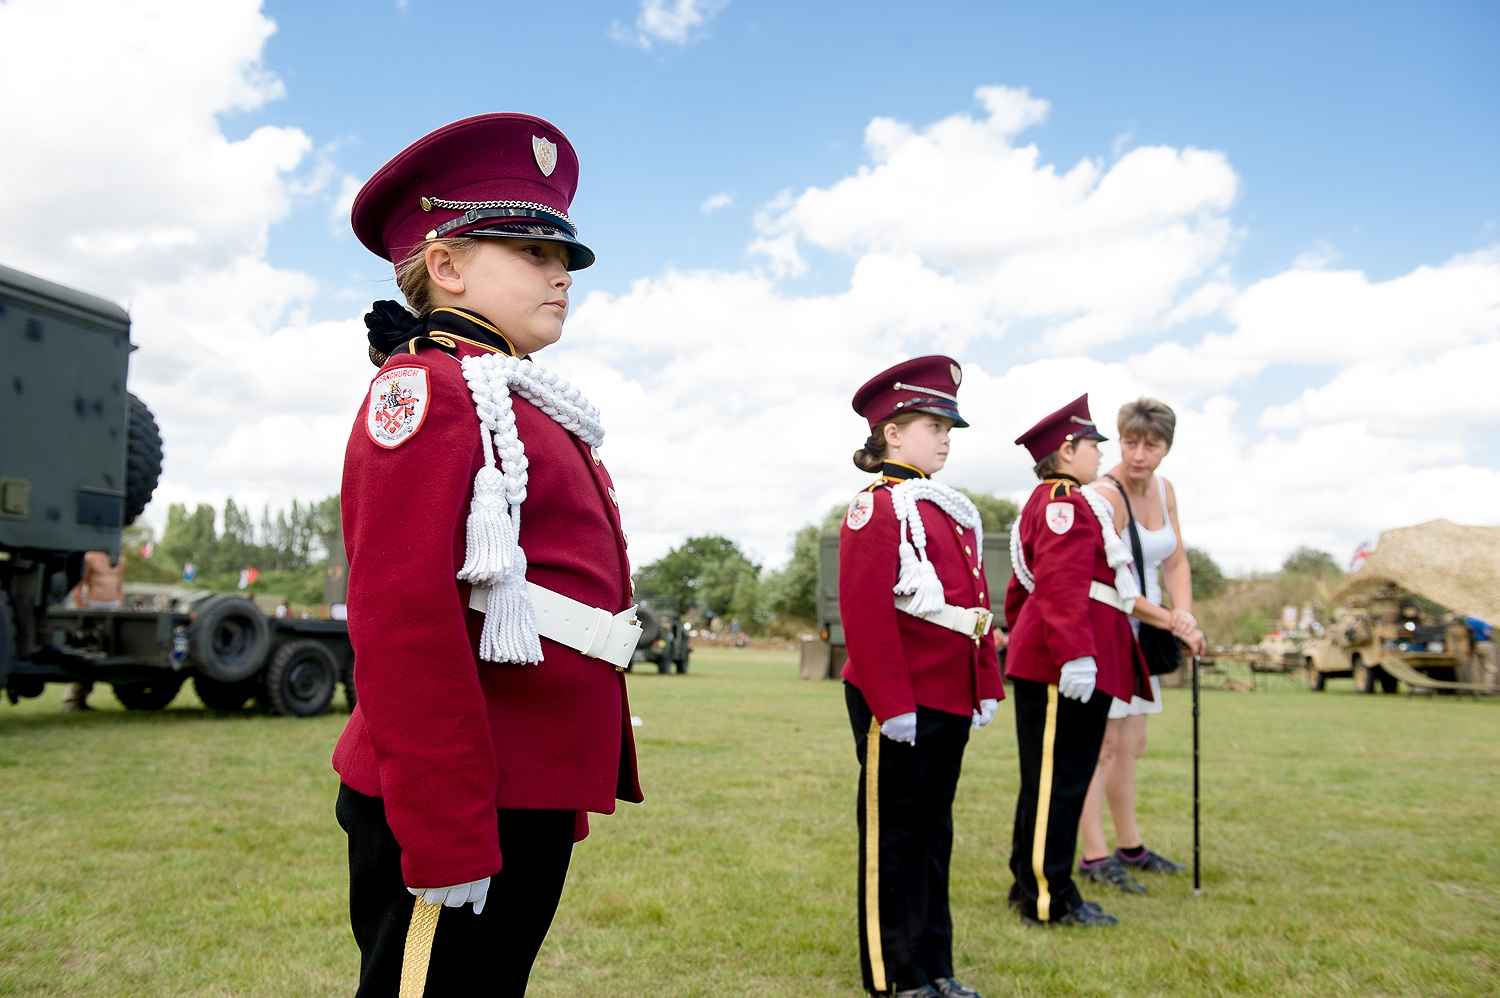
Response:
[264,640,338,717]
[1352,656,1374,694]
[112,677,184,710]
[1377,668,1399,694]
[1306,659,1325,691]
[193,674,258,711]
[189,595,269,682]
[124,394,163,526]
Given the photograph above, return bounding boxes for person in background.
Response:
[840,356,1003,998]
[1077,398,1204,892]
[60,551,125,711]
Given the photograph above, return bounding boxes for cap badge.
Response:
[532,136,558,177]
[950,364,962,386]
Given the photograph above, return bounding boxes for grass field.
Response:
[1,651,1497,997]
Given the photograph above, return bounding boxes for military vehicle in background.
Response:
[805,527,1012,679]
[630,595,690,674]
[0,263,354,717]
[1301,520,1499,693]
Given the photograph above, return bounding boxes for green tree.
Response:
[761,504,848,625]
[634,535,762,620]
[1282,546,1342,577]
[956,489,1020,534]
[1186,546,1227,601]
[158,503,217,575]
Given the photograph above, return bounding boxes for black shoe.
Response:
[1022,902,1119,927]
[893,987,941,998]
[1079,856,1147,894]
[1116,846,1186,874]
[933,978,982,998]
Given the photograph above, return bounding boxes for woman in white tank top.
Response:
[1076,399,1205,892]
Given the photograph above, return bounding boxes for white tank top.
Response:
[1104,475,1177,607]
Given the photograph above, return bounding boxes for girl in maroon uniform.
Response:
[335,114,642,997]
[839,356,1003,998]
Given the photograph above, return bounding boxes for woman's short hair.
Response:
[1118,397,1176,448]
[852,412,925,472]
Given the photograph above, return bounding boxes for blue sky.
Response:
[3,0,1498,571]
[249,0,1498,307]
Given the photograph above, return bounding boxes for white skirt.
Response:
[1109,674,1163,719]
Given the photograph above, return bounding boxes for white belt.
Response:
[469,582,643,670]
[1089,580,1137,615]
[894,595,995,639]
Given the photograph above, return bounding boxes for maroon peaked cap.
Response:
[852,355,969,429]
[1015,393,1108,461]
[350,113,594,270]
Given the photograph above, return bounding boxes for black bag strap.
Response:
[1104,473,1148,595]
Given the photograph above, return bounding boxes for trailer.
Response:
[5,592,354,716]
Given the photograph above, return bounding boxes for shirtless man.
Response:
[60,551,125,711]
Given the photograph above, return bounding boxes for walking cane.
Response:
[1192,654,1202,897]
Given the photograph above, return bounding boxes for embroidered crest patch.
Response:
[1045,501,1075,535]
[366,366,429,449]
[846,492,875,531]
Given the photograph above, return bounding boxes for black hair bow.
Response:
[364,300,426,359]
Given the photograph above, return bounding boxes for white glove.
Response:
[1058,657,1097,702]
[972,698,998,728]
[879,711,917,746]
[408,876,490,914]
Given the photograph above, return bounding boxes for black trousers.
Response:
[846,682,972,995]
[336,784,575,998]
[1006,677,1111,921]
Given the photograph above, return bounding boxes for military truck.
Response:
[629,594,691,674]
[0,263,353,716]
[806,527,1012,679]
[1301,520,1499,693]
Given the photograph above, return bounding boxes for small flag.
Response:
[183,562,197,583]
[140,542,154,559]
[238,567,260,590]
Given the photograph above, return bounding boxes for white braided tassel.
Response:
[458,352,604,664]
[1080,484,1142,604]
[889,479,981,616]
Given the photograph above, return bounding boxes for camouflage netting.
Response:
[1336,519,1500,624]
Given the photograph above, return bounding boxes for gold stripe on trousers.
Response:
[1030,684,1060,921]
[864,716,887,993]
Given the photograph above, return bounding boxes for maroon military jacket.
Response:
[839,470,1004,723]
[332,328,643,889]
[1004,476,1151,703]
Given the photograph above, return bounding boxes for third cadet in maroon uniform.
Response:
[1003,395,1203,928]
[840,357,1004,998]
[334,114,644,997]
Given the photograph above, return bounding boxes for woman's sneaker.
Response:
[1115,845,1186,874]
[1079,855,1147,893]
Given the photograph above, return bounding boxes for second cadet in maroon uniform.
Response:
[840,357,1004,998]
[333,114,644,997]
[1003,395,1189,928]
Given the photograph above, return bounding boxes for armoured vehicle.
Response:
[1301,520,1499,693]
[0,263,353,716]
[630,594,691,674]
[808,527,1012,679]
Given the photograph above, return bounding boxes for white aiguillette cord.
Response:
[1010,483,1141,606]
[888,479,982,616]
[456,352,605,664]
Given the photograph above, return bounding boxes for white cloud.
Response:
[610,0,726,49]
[700,191,735,214]
[545,87,1500,573]
[0,0,371,530]
[5,20,1495,582]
